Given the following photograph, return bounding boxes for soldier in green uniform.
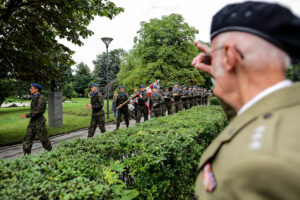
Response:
[197,87,202,105]
[20,83,52,155]
[116,86,130,129]
[201,88,206,105]
[192,2,300,199]
[192,86,198,106]
[188,86,194,108]
[171,83,182,114]
[136,85,149,123]
[181,85,190,110]
[149,86,164,118]
[162,86,172,115]
[86,83,106,137]
[157,84,164,116]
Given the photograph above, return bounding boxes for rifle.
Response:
[116,93,139,110]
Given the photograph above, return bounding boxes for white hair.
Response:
[214,32,291,71]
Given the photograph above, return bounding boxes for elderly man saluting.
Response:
[192,1,300,200]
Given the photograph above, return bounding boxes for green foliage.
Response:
[93,49,125,97]
[118,14,208,93]
[0,106,227,199]
[209,97,220,105]
[0,0,124,82]
[286,64,300,81]
[74,62,92,96]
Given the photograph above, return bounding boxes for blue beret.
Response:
[189,86,193,88]
[31,83,42,90]
[211,1,300,63]
[139,85,145,88]
[165,86,169,89]
[120,86,125,89]
[153,86,158,89]
[193,86,196,88]
[174,82,178,85]
[183,85,186,87]
[90,83,99,87]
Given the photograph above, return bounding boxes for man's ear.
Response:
[223,44,238,72]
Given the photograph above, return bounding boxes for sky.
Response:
[59,0,300,71]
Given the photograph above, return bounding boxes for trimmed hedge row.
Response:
[0,106,227,200]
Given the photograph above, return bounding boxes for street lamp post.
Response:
[101,37,113,119]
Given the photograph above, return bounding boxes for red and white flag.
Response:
[146,80,160,99]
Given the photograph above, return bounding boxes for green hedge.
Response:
[0,106,227,200]
[209,96,220,105]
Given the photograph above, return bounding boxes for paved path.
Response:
[0,119,136,160]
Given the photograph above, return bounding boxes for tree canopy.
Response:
[93,49,125,89]
[0,0,123,82]
[117,13,210,93]
[74,62,91,96]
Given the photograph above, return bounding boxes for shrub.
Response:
[209,96,220,105]
[0,106,227,199]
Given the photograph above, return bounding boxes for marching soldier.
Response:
[162,86,172,115]
[181,85,190,110]
[171,82,182,113]
[116,86,130,129]
[192,86,198,106]
[86,83,106,137]
[20,83,52,155]
[197,87,202,105]
[188,86,194,108]
[136,85,149,123]
[157,84,164,116]
[149,86,164,118]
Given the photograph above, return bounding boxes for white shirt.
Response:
[238,80,292,115]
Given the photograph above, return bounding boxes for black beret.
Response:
[211,1,300,63]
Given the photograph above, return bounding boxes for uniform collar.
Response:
[32,92,40,100]
[238,80,292,115]
[153,92,157,96]
[92,91,98,97]
[198,82,300,171]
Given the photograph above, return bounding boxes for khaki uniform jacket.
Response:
[26,94,46,121]
[195,83,300,200]
[90,92,104,117]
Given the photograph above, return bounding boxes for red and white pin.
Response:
[202,162,217,192]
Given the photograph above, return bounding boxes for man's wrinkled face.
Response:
[153,88,158,93]
[30,86,38,94]
[140,87,145,92]
[120,88,125,93]
[91,86,98,93]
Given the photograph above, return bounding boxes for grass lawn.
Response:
[0,98,114,146]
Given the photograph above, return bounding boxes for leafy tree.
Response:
[74,62,91,96]
[93,49,125,88]
[286,64,300,81]
[118,14,209,93]
[0,0,123,82]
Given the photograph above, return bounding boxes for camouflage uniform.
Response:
[159,89,166,116]
[162,90,172,115]
[197,88,202,105]
[116,92,130,129]
[181,89,190,110]
[136,92,149,123]
[23,94,52,154]
[171,88,182,113]
[188,89,194,108]
[192,88,198,106]
[88,92,106,137]
[150,92,164,118]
